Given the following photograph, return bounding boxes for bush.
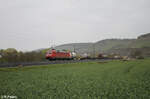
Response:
[130,50,144,59]
[136,56,144,59]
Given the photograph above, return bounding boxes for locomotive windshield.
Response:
[47,50,51,54]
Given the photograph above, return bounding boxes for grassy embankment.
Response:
[0,59,150,99]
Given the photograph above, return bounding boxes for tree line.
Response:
[0,48,48,63]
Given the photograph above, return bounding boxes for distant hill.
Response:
[128,38,150,48]
[40,33,150,56]
[53,39,135,54]
[137,33,150,39]
[55,43,93,54]
[128,33,150,48]
[95,39,135,52]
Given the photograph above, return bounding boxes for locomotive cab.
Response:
[45,51,51,59]
[45,49,55,59]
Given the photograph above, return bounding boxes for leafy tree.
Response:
[0,48,47,63]
[130,50,144,59]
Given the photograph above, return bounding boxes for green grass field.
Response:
[0,59,150,99]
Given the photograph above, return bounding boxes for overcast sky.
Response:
[0,0,150,51]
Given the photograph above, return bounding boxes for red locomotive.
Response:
[46,49,76,60]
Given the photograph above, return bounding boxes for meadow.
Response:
[0,59,150,99]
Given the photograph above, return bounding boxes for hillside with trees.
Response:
[0,33,150,63]
[54,33,150,56]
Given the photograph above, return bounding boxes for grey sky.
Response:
[0,0,150,51]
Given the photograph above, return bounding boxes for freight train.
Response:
[46,49,122,61]
[46,49,76,60]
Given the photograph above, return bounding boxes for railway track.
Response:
[0,59,113,68]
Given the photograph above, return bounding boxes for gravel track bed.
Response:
[0,59,112,68]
